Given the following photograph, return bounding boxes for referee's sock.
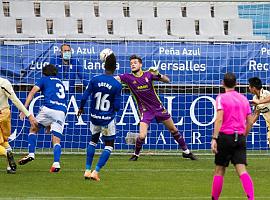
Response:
[211,175,223,200]
[240,172,254,200]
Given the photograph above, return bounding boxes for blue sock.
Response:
[86,142,96,170]
[53,144,61,162]
[28,133,37,154]
[95,146,113,172]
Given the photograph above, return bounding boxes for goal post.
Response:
[0,1,269,155]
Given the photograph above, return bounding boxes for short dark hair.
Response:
[248,77,262,90]
[223,72,236,88]
[60,43,71,51]
[129,54,142,64]
[105,53,117,72]
[42,64,58,76]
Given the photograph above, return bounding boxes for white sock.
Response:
[183,149,190,154]
[29,153,35,158]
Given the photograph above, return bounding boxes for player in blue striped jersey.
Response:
[18,64,67,173]
[78,53,122,181]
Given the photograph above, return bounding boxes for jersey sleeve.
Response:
[216,95,223,110]
[35,77,44,91]
[3,80,30,117]
[79,80,92,109]
[119,74,128,84]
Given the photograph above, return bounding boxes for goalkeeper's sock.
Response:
[95,146,112,172]
[0,145,7,156]
[172,132,188,151]
[240,172,254,200]
[211,175,223,200]
[53,143,61,162]
[134,137,144,156]
[86,142,96,170]
[28,133,37,154]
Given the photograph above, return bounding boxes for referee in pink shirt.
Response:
[211,72,254,200]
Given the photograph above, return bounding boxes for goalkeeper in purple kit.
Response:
[115,55,197,161]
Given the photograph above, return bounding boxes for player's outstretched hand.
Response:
[77,108,84,116]
[19,112,26,120]
[249,99,259,105]
[28,114,38,128]
[148,66,159,75]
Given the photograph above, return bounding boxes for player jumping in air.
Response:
[115,55,197,161]
[18,64,67,173]
[78,52,122,181]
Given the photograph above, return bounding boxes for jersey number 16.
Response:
[94,92,110,111]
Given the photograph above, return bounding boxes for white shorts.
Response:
[90,120,116,137]
[36,106,65,134]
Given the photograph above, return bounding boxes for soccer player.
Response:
[78,53,122,181]
[50,43,88,93]
[249,77,270,147]
[18,64,67,173]
[0,77,37,174]
[211,72,254,200]
[115,55,197,161]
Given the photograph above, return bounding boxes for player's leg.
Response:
[211,133,233,200]
[84,122,101,179]
[232,135,254,200]
[18,125,39,165]
[234,164,254,200]
[0,108,16,173]
[19,107,52,165]
[212,165,226,200]
[90,121,116,181]
[162,117,197,160]
[47,109,65,172]
[129,122,149,161]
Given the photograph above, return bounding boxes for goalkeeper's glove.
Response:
[148,66,159,75]
[148,66,162,78]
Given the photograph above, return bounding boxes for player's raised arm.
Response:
[78,82,92,116]
[148,66,170,83]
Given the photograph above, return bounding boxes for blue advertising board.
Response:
[1,41,269,150]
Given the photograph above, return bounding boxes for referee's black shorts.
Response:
[215,132,247,167]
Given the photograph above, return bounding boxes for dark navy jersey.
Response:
[80,74,122,126]
[36,76,67,113]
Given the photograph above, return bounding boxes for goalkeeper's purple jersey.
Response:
[119,71,162,112]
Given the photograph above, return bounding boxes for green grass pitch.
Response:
[0,154,270,199]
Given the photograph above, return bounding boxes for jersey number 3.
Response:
[94,92,110,111]
[56,83,65,99]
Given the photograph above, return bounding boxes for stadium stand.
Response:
[98,1,125,18]
[0,1,267,40]
[186,2,211,19]
[128,1,155,18]
[9,1,36,18]
[69,1,95,18]
[156,2,182,18]
[40,1,66,18]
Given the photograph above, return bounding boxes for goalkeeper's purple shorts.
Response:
[140,107,171,125]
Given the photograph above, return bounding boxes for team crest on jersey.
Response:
[145,77,149,82]
[133,80,137,84]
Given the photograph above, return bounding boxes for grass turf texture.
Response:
[0,154,270,199]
